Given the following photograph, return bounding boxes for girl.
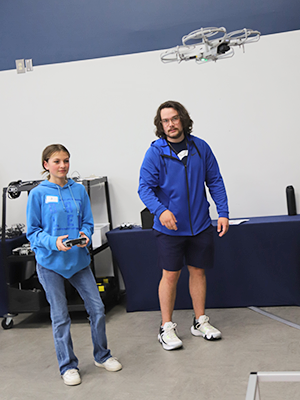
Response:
[26,144,122,386]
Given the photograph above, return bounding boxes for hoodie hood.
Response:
[39,179,81,216]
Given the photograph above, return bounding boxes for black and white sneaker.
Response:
[191,315,222,340]
[158,322,183,350]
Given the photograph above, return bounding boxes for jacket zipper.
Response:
[162,141,194,235]
[184,164,194,235]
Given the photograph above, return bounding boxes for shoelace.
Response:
[163,322,178,338]
[196,316,209,329]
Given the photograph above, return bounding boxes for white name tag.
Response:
[45,195,59,203]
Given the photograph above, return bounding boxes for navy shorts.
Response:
[154,225,214,271]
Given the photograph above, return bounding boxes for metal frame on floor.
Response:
[248,306,300,330]
[245,371,300,400]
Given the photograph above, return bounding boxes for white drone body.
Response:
[161,27,261,64]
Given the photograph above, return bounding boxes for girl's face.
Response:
[44,151,70,183]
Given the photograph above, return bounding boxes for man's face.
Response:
[160,108,184,143]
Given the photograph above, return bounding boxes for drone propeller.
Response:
[160,45,199,63]
[182,27,227,47]
[227,29,261,45]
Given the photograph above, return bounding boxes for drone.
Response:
[160,27,261,64]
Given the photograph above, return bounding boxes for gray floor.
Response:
[1,298,300,400]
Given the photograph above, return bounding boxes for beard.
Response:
[166,127,184,141]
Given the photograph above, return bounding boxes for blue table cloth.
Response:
[107,215,300,312]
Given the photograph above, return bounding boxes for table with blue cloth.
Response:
[106,215,300,312]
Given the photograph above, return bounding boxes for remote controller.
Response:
[63,238,87,247]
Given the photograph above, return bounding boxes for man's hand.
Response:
[217,217,229,237]
[159,210,178,231]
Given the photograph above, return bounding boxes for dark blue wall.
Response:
[1,0,299,71]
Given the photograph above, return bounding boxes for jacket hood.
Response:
[150,135,199,159]
[150,135,195,149]
[39,178,76,189]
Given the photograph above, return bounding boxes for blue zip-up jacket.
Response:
[138,134,229,236]
[26,179,94,278]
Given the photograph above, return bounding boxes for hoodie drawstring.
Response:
[68,184,81,216]
[56,182,81,216]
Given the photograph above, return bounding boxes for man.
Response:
[138,100,229,350]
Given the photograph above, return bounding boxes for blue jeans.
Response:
[36,264,111,375]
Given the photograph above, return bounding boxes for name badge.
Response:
[177,150,188,160]
[45,195,59,203]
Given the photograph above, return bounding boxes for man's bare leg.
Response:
[188,265,221,339]
[188,265,206,319]
[158,269,181,325]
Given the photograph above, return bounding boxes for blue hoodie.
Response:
[138,134,229,236]
[26,179,94,278]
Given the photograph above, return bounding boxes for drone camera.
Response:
[217,43,231,54]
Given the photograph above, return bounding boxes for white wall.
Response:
[1,30,300,229]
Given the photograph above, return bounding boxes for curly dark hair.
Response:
[154,100,193,139]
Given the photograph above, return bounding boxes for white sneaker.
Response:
[191,315,222,340]
[62,369,81,386]
[95,357,122,372]
[158,321,183,350]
